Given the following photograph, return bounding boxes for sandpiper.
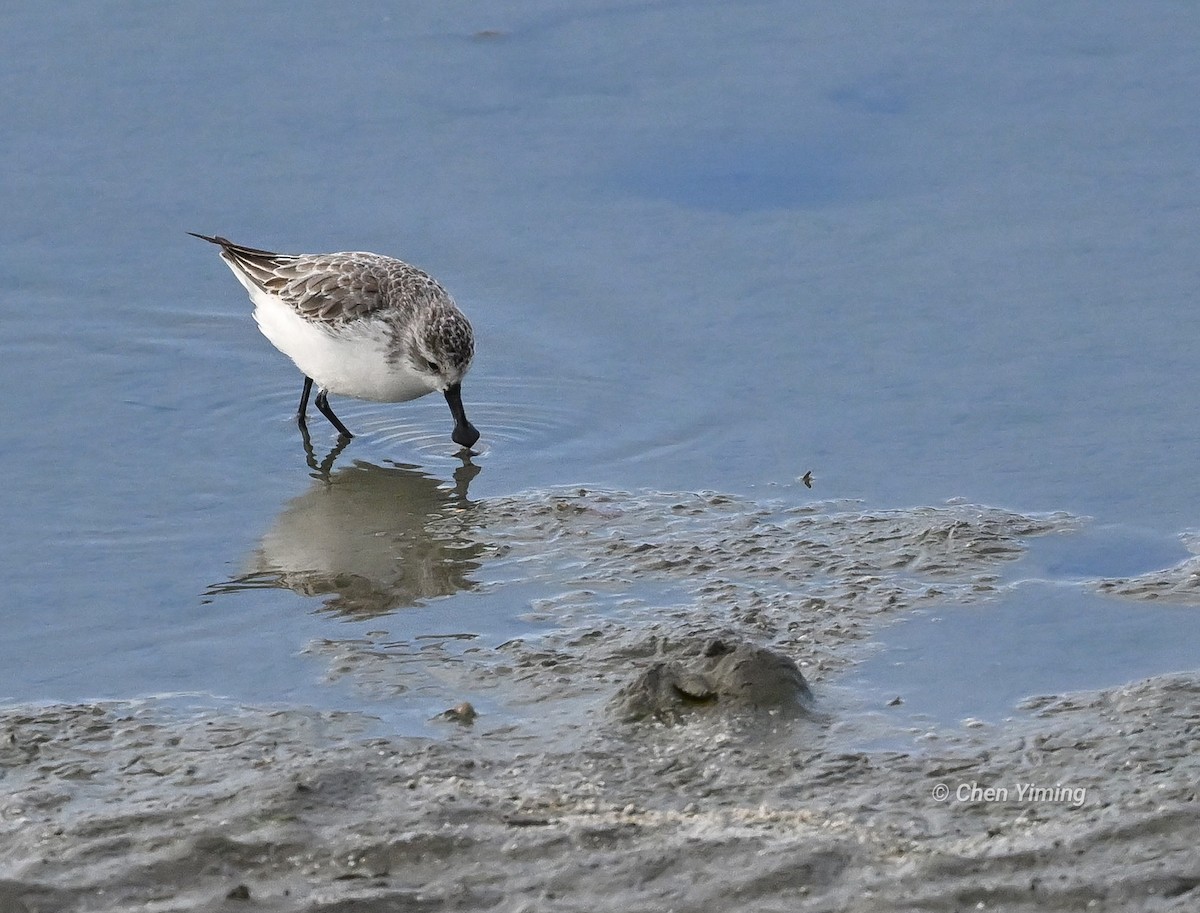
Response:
[191,234,480,449]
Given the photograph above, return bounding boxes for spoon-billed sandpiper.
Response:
[191,233,479,449]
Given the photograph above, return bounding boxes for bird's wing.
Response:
[190,233,392,322]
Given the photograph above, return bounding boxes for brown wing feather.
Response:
[190,233,396,322]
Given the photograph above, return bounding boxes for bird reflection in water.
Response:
[301,424,353,477]
[212,454,484,618]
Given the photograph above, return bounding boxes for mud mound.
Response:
[611,637,813,723]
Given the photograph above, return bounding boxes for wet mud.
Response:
[3,487,1197,911]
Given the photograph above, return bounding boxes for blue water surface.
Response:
[2,1,1198,729]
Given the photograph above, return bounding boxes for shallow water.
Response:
[842,524,1200,730]
[2,1,1199,731]
[846,581,1200,731]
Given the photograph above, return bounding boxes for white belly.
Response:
[251,293,434,403]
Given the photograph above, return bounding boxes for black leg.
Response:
[297,376,314,431]
[314,388,354,439]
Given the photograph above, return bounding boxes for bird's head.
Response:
[411,308,479,449]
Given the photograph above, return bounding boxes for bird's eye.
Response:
[425,359,440,373]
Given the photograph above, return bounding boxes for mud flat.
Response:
[3,489,1197,911]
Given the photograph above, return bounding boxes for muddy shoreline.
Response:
[3,672,1198,912]
[3,490,1197,911]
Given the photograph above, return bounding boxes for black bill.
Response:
[444,383,480,449]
